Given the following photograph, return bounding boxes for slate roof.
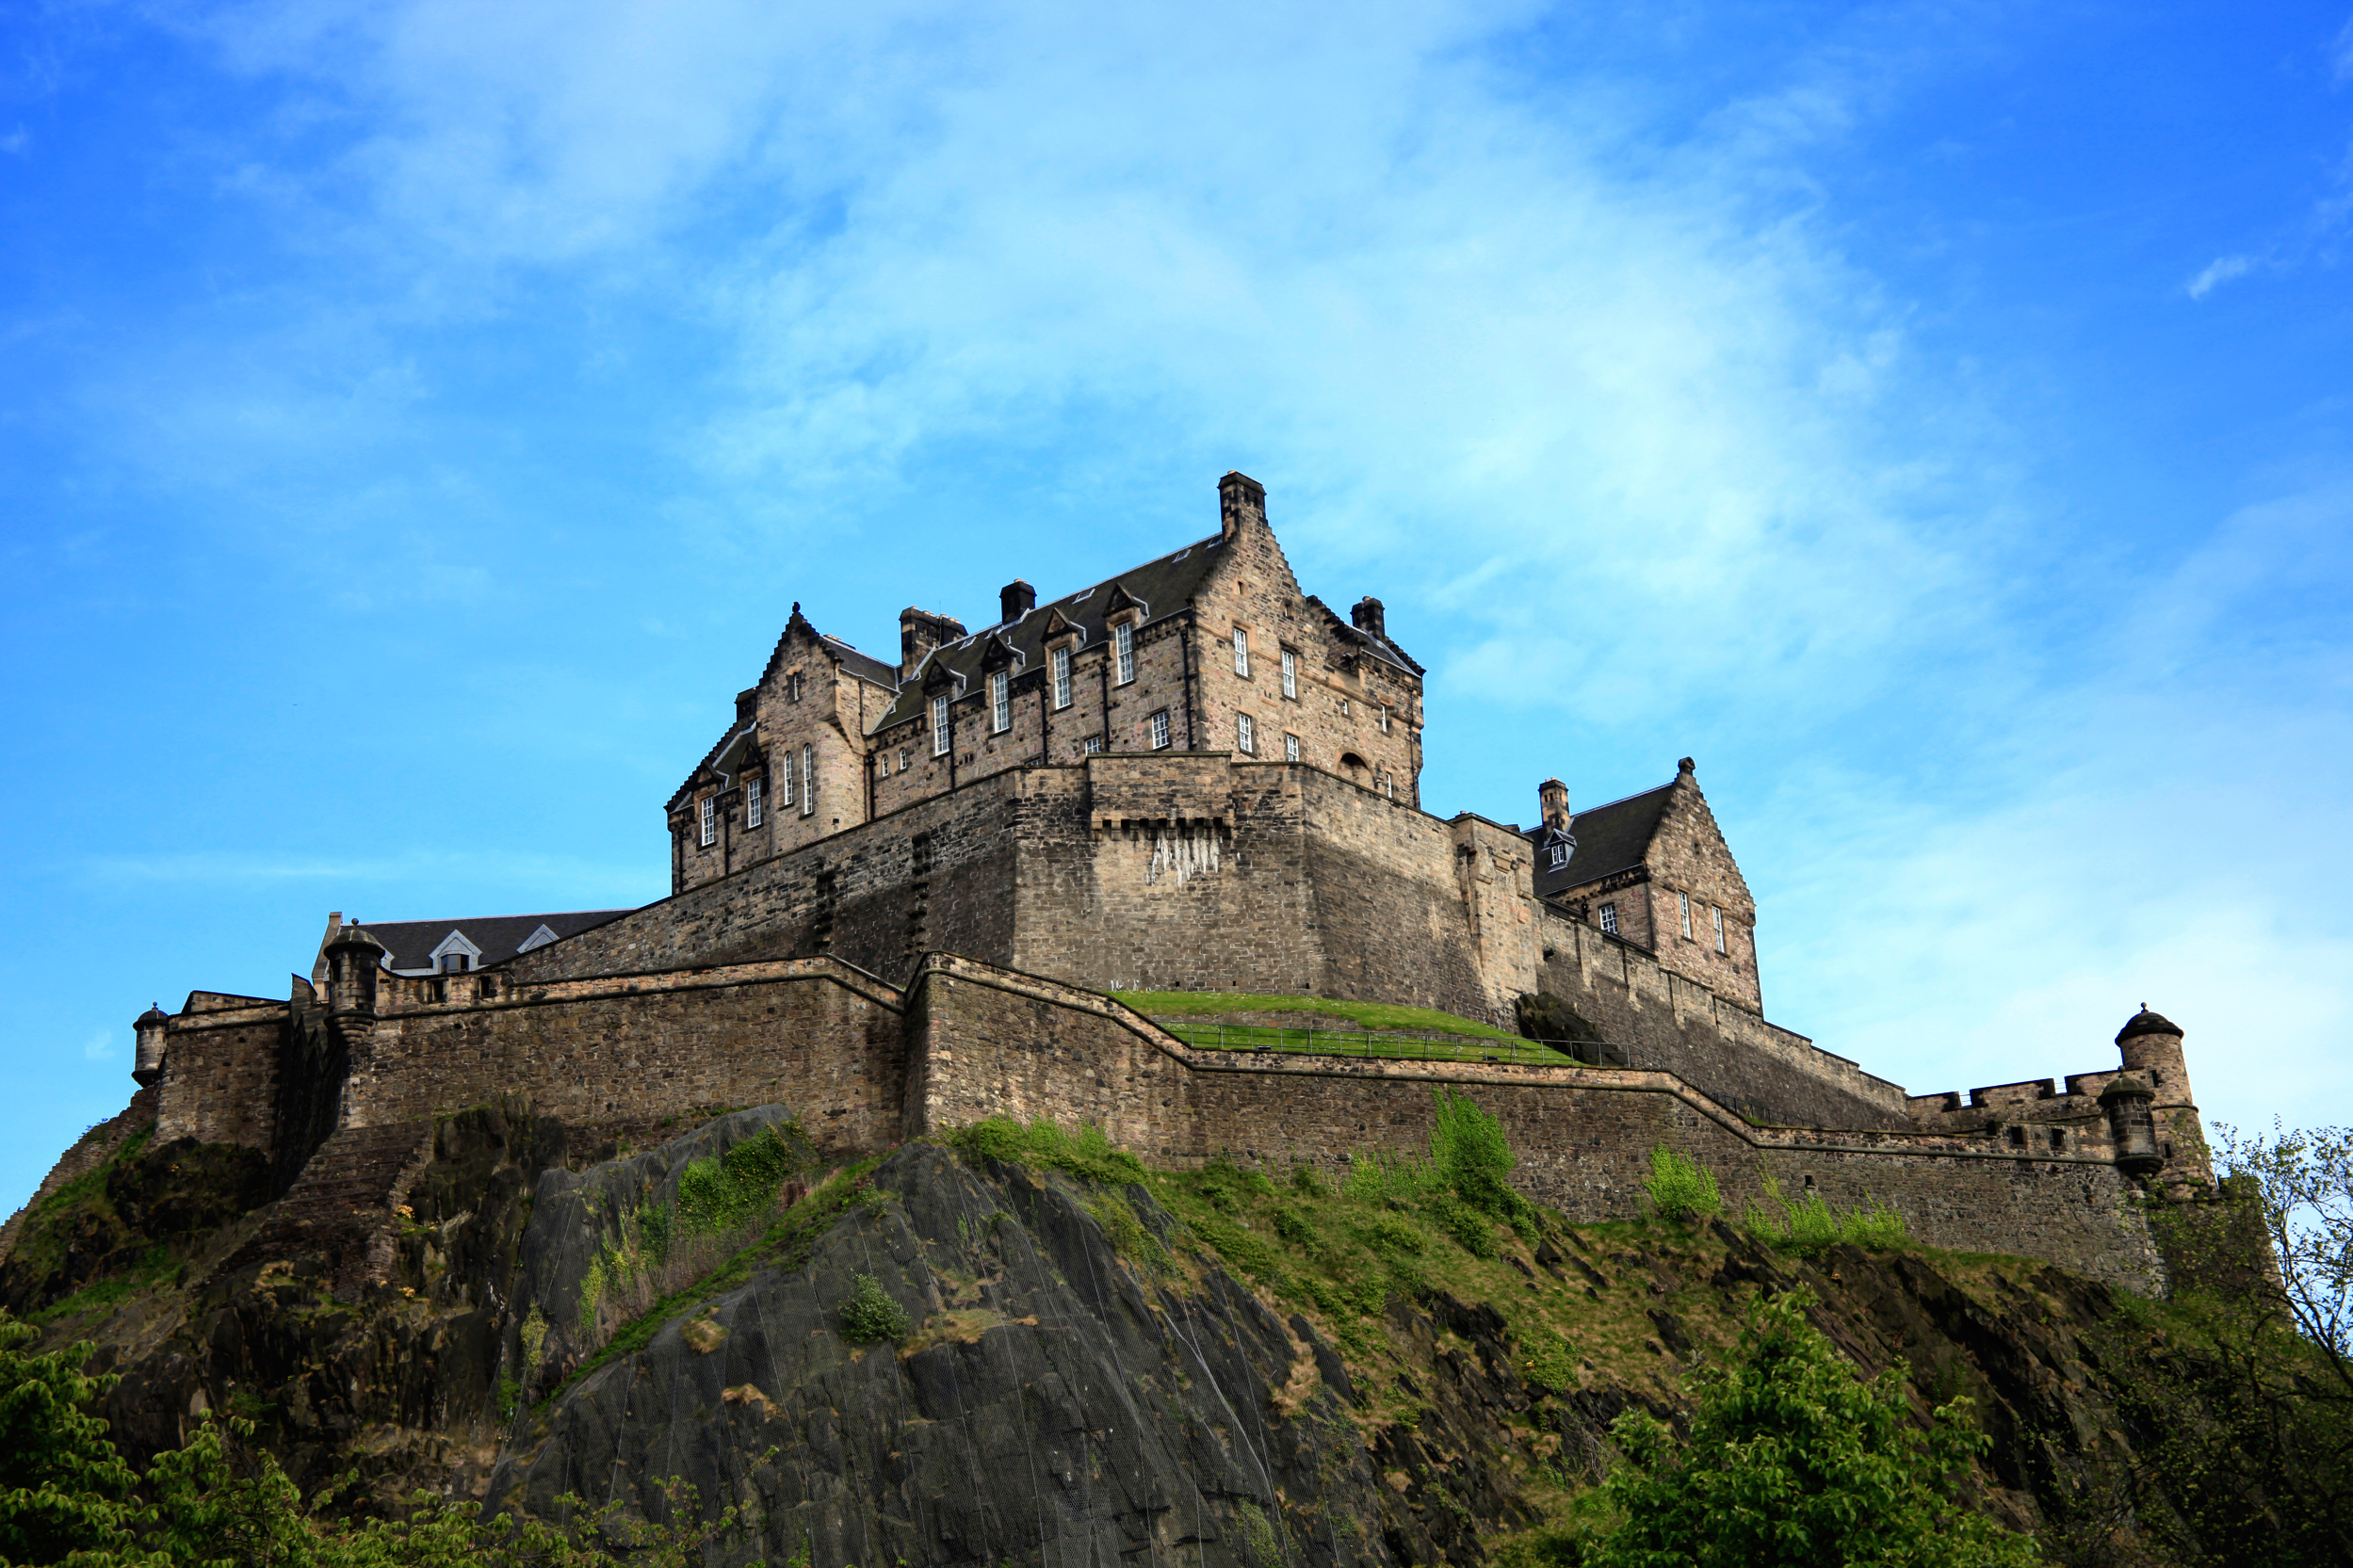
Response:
[369,910,635,974]
[1530,781,1677,900]
[822,635,899,689]
[871,532,1234,732]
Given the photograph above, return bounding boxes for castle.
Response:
[20,474,2214,1295]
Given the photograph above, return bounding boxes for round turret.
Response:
[132,1004,170,1087]
[2114,1006,2192,1105]
[324,923,387,1012]
[2099,1072,2162,1176]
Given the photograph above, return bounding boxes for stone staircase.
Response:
[211,1122,432,1296]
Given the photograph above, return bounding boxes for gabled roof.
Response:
[1301,594,1422,678]
[371,910,635,974]
[869,532,1234,732]
[1530,781,1677,900]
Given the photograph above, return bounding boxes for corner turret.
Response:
[132,1005,170,1086]
[2099,1073,2162,1176]
[323,922,387,1015]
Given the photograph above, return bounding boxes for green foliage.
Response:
[0,1311,143,1564]
[837,1274,911,1345]
[1641,1145,1721,1223]
[1741,1175,1910,1253]
[1431,1087,1522,1218]
[1517,1327,1575,1394]
[943,1117,1148,1185]
[1107,988,1525,1042]
[1589,1287,2038,1568]
[1086,1190,1176,1274]
[1228,1500,1280,1568]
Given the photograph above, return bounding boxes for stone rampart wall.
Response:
[155,1003,288,1152]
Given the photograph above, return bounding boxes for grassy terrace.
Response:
[1110,990,1624,1068]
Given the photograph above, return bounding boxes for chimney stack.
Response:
[899,606,967,680]
[1218,471,1267,540]
[1000,579,1036,624]
[1351,597,1386,638]
[1539,778,1569,832]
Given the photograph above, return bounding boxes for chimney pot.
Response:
[1000,579,1036,623]
[1351,596,1386,637]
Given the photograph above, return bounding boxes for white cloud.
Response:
[2186,252,2254,299]
[83,1028,112,1061]
[2333,15,2353,85]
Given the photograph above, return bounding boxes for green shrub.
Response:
[1642,1145,1721,1222]
[944,1117,1148,1185]
[1432,1087,1521,1217]
[1742,1176,1909,1253]
[1426,1192,1498,1258]
[837,1273,911,1344]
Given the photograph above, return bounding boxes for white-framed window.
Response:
[1284,733,1299,762]
[1599,902,1618,935]
[780,750,796,806]
[1084,736,1103,754]
[1114,622,1136,684]
[1679,891,1692,939]
[801,744,816,816]
[932,695,950,756]
[1148,710,1170,750]
[1339,697,1351,717]
[989,670,1011,733]
[1232,627,1250,676]
[699,797,716,847]
[1280,649,1297,700]
[877,753,890,780]
[899,747,911,770]
[746,777,763,828]
[1712,906,1726,953]
[1237,712,1255,753]
[1549,843,1567,870]
[1378,704,1391,734]
[1051,645,1072,709]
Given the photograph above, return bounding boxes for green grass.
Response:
[1111,990,1525,1041]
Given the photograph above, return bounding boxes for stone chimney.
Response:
[1678,756,1696,779]
[735,687,759,724]
[1538,778,1569,832]
[899,607,967,680]
[1218,471,1267,540]
[1351,597,1386,637]
[1000,579,1036,624]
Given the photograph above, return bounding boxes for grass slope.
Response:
[1111,989,1524,1042]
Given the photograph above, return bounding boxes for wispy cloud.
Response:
[83,1029,112,1061]
[2186,252,2255,299]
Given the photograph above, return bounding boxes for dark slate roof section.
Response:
[870,532,1234,732]
[371,910,636,974]
[1527,781,1676,900]
[823,635,899,688]
[1301,594,1423,678]
[669,722,755,811]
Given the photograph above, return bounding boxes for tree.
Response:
[2214,1122,2353,1399]
[0,1311,144,1564]
[1591,1287,2038,1568]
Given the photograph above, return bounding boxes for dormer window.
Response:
[933,695,951,755]
[1232,627,1250,677]
[699,797,717,846]
[990,670,1011,732]
[1549,843,1567,870]
[1051,646,1072,709]
[440,952,468,974]
[746,777,764,828]
[1114,622,1136,685]
[1280,649,1297,700]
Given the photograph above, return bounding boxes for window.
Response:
[899,747,911,770]
[1114,622,1136,684]
[877,753,889,780]
[1084,736,1103,754]
[1232,627,1250,676]
[1284,733,1299,762]
[1679,892,1692,939]
[1381,770,1393,799]
[1280,649,1297,700]
[1339,698,1351,717]
[1051,645,1072,709]
[746,777,763,828]
[801,744,816,816]
[1598,903,1618,935]
[1148,710,1171,750]
[932,695,950,756]
[441,952,468,974]
[1379,704,1390,735]
[1549,843,1567,870]
[989,670,1011,733]
[1712,906,1726,953]
[699,797,716,847]
[786,672,803,703]
[1237,712,1255,753]
[780,750,795,806]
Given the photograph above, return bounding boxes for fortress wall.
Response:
[339,961,908,1159]
[1534,908,1908,1130]
[155,1003,289,1153]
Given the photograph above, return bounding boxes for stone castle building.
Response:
[11,473,2215,1296]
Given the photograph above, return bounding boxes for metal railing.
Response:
[1147,1018,1632,1069]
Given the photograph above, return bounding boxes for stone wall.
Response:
[154,996,289,1153]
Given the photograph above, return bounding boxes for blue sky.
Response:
[4,0,2349,1213]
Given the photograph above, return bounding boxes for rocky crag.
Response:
[0,1097,2225,1565]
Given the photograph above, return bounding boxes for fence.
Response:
[1147,1018,1632,1069]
